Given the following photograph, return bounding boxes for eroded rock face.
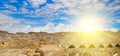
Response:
[0,41,9,49]
[0,31,120,56]
[0,31,120,49]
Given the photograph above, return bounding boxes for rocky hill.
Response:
[0,31,120,49]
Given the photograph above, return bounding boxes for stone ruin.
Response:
[0,31,120,56]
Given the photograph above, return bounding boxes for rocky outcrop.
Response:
[0,31,120,49]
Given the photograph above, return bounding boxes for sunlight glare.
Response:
[75,14,105,32]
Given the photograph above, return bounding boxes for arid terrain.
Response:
[0,31,120,56]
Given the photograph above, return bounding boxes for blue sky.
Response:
[0,0,120,33]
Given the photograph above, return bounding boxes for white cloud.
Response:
[0,0,120,33]
[2,0,120,19]
[0,13,119,33]
[23,0,120,19]
[4,4,17,11]
[0,13,74,33]
[23,1,28,6]
[31,23,75,33]
[5,0,118,20]
[54,23,75,32]
[10,0,18,3]
[19,7,28,14]
[110,28,120,32]
[0,10,14,14]
[55,0,119,14]
[0,13,31,33]
[28,0,46,7]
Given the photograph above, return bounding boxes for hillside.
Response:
[0,31,120,49]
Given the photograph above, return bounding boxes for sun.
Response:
[73,14,109,44]
[75,14,105,32]
[81,24,96,32]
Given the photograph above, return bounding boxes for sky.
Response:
[0,0,120,33]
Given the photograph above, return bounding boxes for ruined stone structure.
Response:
[0,31,120,56]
